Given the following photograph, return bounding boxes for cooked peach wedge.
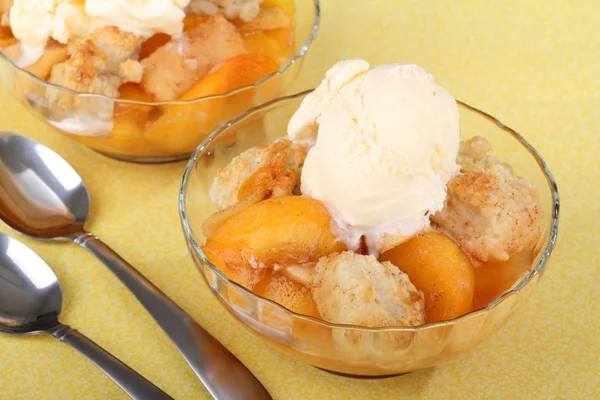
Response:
[0,26,17,48]
[117,82,154,103]
[254,272,321,317]
[219,53,281,121]
[138,33,171,60]
[380,231,475,323]
[144,53,279,154]
[113,83,153,133]
[202,196,346,290]
[130,68,225,155]
[237,166,300,203]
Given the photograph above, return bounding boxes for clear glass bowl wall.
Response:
[0,0,320,162]
[180,90,559,376]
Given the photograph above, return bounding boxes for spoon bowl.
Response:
[0,133,89,239]
[0,233,62,334]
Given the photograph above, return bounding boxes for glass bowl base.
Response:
[316,367,412,379]
[94,150,191,164]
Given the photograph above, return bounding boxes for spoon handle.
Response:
[75,233,272,400]
[50,324,173,400]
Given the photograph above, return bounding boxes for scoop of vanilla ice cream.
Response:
[288,59,370,146]
[9,0,90,48]
[85,0,189,38]
[9,0,189,53]
[290,61,460,251]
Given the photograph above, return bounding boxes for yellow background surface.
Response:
[0,0,598,399]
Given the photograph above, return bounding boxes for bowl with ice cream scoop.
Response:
[179,61,559,376]
[0,0,319,162]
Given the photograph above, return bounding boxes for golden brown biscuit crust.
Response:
[49,26,143,96]
[209,139,308,209]
[312,251,425,328]
[141,13,245,100]
[431,136,542,263]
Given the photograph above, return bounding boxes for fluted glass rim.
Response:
[179,89,560,332]
[0,0,320,105]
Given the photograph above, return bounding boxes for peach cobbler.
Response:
[200,61,543,328]
[0,0,298,157]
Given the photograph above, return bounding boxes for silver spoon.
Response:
[0,232,173,399]
[0,132,271,400]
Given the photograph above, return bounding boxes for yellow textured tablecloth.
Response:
[0,1,598,399]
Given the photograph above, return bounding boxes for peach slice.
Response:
[139,33,171,60]
[144,53,278,154]
[0,37,17,48]
[380,231,475,323]
[0,0,12,13]
[0,26,14,39]
[0,26,16,49]
[237,166,300,202]
[0,27,19,61]
[115,83,153,117]
[218,53,280,90]
[143,67,227,154]
[111,117,144,140]
[118,82,153,102]
[202,192,264,240]
[202,196,346,289]
[262,0,296,18]
[112,83,153,135]
[254,273,320,317]
[243,32,289,67]
[215,53,280,122]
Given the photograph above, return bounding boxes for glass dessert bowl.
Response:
[180,87,559,376]
[0,0,319,162]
